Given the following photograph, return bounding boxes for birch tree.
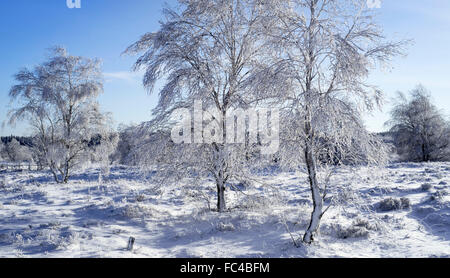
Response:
[264,0,408,243]
[8,47,112,183]
[387,85,450,162]
[125,0,279,212]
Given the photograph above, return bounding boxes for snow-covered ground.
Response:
[0,163,449,258]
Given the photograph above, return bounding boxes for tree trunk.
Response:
[216,178,226,212]
[63,174,70,184]
[51,171,63,184]
[303,142,323,244]
[50,165,68,184]
[422,144,426,162]
[214,110,228,213]
[302,95,323,243]
[50,165,60,183]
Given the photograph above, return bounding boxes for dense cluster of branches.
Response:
[9,0,440,246]
[8,47,116,183]
[386,85,450,162]
[262,0,406,243]
[124,0,406,243]
[124,0,281,212]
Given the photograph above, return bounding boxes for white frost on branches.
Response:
[257,0,408,243]
[8,47,113,183]
[387,85,450,162]
[125,0,282,212]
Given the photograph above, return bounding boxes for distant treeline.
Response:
[0,135,104,148]
[1,136,33,147]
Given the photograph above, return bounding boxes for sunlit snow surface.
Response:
[0,163,449,258]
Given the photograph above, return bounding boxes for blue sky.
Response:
[0,0,449,136]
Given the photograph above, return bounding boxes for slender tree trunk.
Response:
[422,140,431,162]
[302,99,323,244]
[63,173,70,183]
[50,168,63,184]
[214,145,227,212]
[63,161,70,183]
[215,110,228,212]
[303,141,323,244]
[216,177,226,212]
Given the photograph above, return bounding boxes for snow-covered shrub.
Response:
[135,194,146,203]
[82,220,103,228]
[334,187,358,206]
[399,197,411,209]
[235,195,275,212]
[39,222,62,230]
[379,197,411,211]
[336,225,370,239]
[353,218,380,230]
[430,190,449,202]
[120,204,154,219]
[335,218,380,239]
[421,183,433,191]
[217,222,235,232]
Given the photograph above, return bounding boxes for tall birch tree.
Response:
[264,0,408,243]
[125,0,279,212]
[8,47,112,183]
